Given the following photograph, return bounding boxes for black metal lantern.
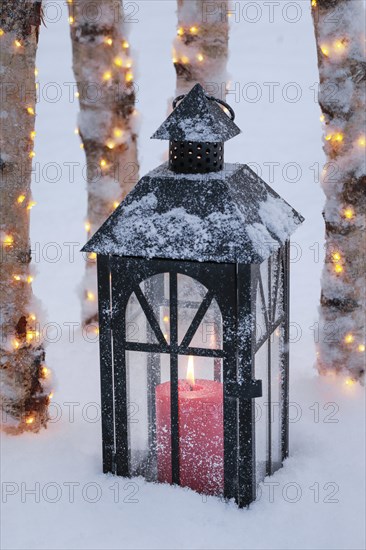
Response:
[82,84,304,507]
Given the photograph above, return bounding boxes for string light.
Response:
[74,127,79,135]
[0,28,4,36]
[25,416,34,425]
[357,135,366,147]
[30,131,36,140]
[27,275,34,283]
[122,40,129,49]
[106,139,115,150]
[125,71,133,83]
[27,201,36,210]
[48,392,54,400]
[80,143,84,149]
[113,201,119,209]
[29,314,36,321]
[181,56,189,64]
[344,333,354,344]
[320,114,325,122]
[114,56,123,67]
[343,207,354,220]
[325,132,343,143]
[29,151,36,159]
[3,234,14,247]
[311,0,317,6]
[190,26,198,34]
[334,264,343,274]
[358,344,365,352]
[17,195,26,204]
[75,91,80,98]
[104,37,113,46]
[102,70,112,81]
[27,107,35,115]
[331,251,341,262]
[12,339,20,350]
[344,378,355,386]
[113,128,123,138]
[87,291,95,301]
[34,68,39,76]
[333,39,347,53]
[177,27,184,36]
[197,53,204,62]
[68,16,74,25]
[88,252,97,261]
[14,39,22,48]
[85,221,91,232]
[320,45,329,56]
[13,275,21,281]
[100,158,107,168]
[41,366,49,377]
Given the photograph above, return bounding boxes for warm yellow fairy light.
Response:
[68,16,74,25]
[334,132,343,142]
[320,45,329,56]
[106,139,115,150]
[27,201,36,210]
[25,416,34,425]
[100,158,107,168]
[334,264,343,274]
[334,39,346,53]
[29,314,36,321]
[48,392,54,400]
[29,151,36,159]
[13,339,20,350]
[197,53,204,62]
[114,56,123,67]
[125,60,132,69]
[103,70,112,81]
[311,0,317,6]
[0,29,4,36]
[27,275,34,283]
[88,252,97,260]
[331,251,341,262]
[344,378,355,386]
[125,71,133,83]
[3,234,14,246]
[181,56,189,64]
[344,333,354,344]
[104,37,113,46]
[325,133,332,141]
[14,39,22,48]
[177,27,184,36]
[113,201,119,209]
[343,207,354,220]
[85,221,91,232]
[41,366,49,377]
[13,275,21,281]
[30,131,36,140]
[190,26,198,34]
[113,128,123,138]
[320,114,325,122]
[34,68,39,76]
[87,291,95,301]
[75,91,80,98]
[357,135,366,147]
[27,107,35,115]
[80,143,84,149]
[17,195,26,204]
[358,344,365,352]
[122,40,129,49]
[74,127,79,135]
[172,56,178,63]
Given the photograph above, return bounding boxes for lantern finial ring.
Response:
[172,93,236,121]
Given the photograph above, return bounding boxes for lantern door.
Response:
[101,257,240,501]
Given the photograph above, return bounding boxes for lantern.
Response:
[82,84,304,507]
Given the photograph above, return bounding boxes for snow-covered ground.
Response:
[1,2,365,549]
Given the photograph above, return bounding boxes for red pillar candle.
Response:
[155,358,224,495]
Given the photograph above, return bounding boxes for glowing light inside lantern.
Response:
[186,355,195,387]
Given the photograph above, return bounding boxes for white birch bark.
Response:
[68,0,139,325]
[173,0,229,97]
[0,0,51,433]
[311,0,366,382]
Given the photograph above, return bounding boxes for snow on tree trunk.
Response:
[0,1,51,433]
[311,0,366,382]
[173,0,229,97]
[68,0,139,326]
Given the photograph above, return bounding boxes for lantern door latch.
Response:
[224,379,262,400]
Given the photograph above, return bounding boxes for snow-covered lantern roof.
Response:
[82,83,304,508]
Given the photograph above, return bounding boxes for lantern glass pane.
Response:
[255,283,267,344]
[177,355,224,495]
[138,273,170,344]
[255,341,269,484]
[260,259,269,308]
[126,292,159,344]
[126,350,170,480]
[271,326,284,471]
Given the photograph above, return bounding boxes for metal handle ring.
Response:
[172,93,235,121]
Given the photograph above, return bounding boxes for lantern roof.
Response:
[82,163,304,264]
[151,83,241,143]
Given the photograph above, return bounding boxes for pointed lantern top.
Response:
[151,83,241,143]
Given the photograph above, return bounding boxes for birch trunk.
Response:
[173,0,229,97]
[68,0,139,325]
[311,0,366,382]
[0,0,50,433]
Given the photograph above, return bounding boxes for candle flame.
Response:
[186,355,195,387]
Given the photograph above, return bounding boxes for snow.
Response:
[1,2,365,550]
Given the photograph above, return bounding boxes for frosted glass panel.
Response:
[271,327,284,472]
[255,342,268,484]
